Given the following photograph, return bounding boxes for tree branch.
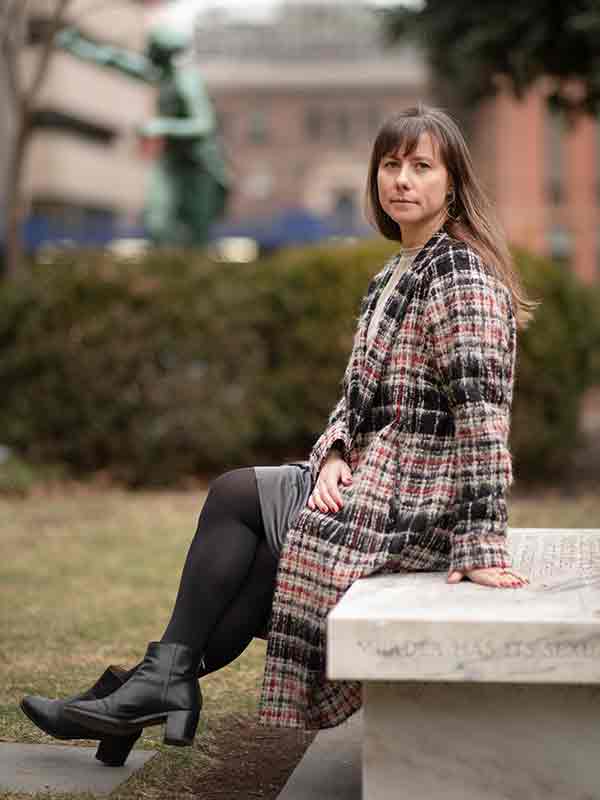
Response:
[0,0,26,104]
[26,0,72,106]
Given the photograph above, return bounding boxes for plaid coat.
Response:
[258,229,517,729]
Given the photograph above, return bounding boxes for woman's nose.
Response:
[395,167,411,188]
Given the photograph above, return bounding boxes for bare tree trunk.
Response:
[1,0,72,280]
[5,113,31,280]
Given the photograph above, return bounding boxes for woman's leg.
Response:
[160,467,268,652]
[22,502,278,763]
[116,538,277,681]
[63,467,272,744]
[120,539,277,680]
[197,538,278,675]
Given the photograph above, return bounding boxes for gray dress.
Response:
[254,462,313,558]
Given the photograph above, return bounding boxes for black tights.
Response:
[159,468,277,677]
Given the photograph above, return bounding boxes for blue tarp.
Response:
[14,207,368,253]
[23,215,145,251]
[211,208,367,250]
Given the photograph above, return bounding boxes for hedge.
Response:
[0,240,598,486]
[510,247,600,479]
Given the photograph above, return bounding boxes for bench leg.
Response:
[363,682,600,800]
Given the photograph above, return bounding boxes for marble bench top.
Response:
[327,529,600,684]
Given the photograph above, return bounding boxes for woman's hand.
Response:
[307,450,353,513]
[447,567,530,588]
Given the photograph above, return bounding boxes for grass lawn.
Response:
[1,484,599,799]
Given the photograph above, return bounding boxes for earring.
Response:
[445,188,460,222]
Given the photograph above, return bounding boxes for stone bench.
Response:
[327,528,600,800]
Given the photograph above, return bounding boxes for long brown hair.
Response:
[365,104,536,328]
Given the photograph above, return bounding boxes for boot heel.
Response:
[95,731,140,767]
[164,709,198,747]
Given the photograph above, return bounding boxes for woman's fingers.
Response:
[308,463,354,513]
[498,569,529,587]
[311,489,326,512]
[319,483,339,512]
[308,480,346,512]
[466,567,530,588]
[329,484,344,510]
[308,485,334,513]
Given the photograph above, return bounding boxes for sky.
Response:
[160,0,414,30]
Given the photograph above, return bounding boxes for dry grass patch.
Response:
[1,487,267,740]
[1,484,599,799]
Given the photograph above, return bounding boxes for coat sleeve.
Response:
[308,395,351,483]
[424,256,517,573]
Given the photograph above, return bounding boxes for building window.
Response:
[248,110,269,145]
[305,107,323,141]
[545,106,566,205]
[31,109,116,145]
[28,16,56,45]
[547,225,572,265]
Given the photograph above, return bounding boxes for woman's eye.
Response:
[416,162,430,170]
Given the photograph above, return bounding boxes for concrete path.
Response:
[277,711,361,800]
[0,742,155,795]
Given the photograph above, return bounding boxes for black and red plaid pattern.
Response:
[259,230,517,729]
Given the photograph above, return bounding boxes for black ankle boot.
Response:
[64,642,202,747]
[20,666,141,766]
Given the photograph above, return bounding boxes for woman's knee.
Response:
[205,468,261,527]
[208,468,254,500]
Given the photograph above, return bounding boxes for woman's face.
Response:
[377,131,451,245]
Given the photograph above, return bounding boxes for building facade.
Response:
[475,83,600,283]
[1,0,598,282]
[196,2,429,232]
[196,2,599,282]
[1,0,153,248]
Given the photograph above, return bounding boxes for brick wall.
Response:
[473,82,599,284]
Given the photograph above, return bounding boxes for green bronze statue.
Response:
[57,25,230,246]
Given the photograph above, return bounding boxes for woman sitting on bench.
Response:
[21,104,532,767]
